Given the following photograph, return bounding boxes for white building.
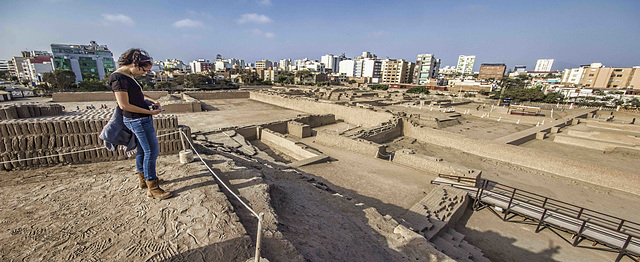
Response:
[163,59,188,71]
[0,60,9,71]
[561,67,585,84]
[320,53,347,73]
[414,54,440,84]
[356,58,381,79]
[189,59,213,73]
[358,51,376,59]
[338,60,355,77]
[456,55,475,75]
[278,59,292,71]
[439,66,457,75]
[535,59,554,72]
[297,60,325,72]
[24,57,54,85]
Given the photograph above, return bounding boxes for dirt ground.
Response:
[455,205,635,262]
[3,95,640,261]
[0,155,253,261]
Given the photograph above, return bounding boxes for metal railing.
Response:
[433,174,640,261]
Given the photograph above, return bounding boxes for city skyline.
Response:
[1,0,639,71]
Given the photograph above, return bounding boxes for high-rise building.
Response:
[25,56,54,85]
[413,54,440,84]
[321,53,347,73]
[535,59,554,72]
[338,60,355,77]
[50,41,115,83]
[297,60,325,72]
[381,59,415,84]
[456,55,475,75]
[478,63,506,80]
[255,59,273,69]
[0,60,8,71]
[278,59,292,71]
[189,59,213,73]
[570,63,640,89]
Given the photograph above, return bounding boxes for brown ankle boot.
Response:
[137,173,147,189]
[137,173,163,189]
[145,179,172,199]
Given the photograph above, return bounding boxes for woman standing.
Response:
[110,48,171,199]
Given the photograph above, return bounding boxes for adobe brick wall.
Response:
[259,129,317,161]
[402,118,640,195]
[0,110,190,171]
[314,129,385,157]
[249,91,394,128]
[52,91,168,102]
[184,91,250,100]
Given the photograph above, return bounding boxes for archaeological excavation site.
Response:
[1,88,639,262]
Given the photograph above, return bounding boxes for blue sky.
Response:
[1,0,639,71]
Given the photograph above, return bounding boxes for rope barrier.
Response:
[178,130,265,262]
[179,130,260,219]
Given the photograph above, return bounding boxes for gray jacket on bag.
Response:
[99,105,137,152]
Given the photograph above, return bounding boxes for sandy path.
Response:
[0,156,252,261]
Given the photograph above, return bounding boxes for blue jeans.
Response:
[123,116,159,181]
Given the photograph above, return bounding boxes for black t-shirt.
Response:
[109,72,150,118]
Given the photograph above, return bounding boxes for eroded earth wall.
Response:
[249,91,394,127]
[402,118,640,195]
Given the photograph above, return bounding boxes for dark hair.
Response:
[118,48,153,68]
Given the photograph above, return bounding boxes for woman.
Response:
[110,48,171,199]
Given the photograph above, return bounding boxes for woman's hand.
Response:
[153,101,162,110]
[150,109,163,115]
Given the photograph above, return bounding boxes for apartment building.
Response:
[190,59,213,73]
[413,54,440,84]
[574,63,640,89]
[456,55,475,75]
[381,59,414,84]
[51,41,115,82]
[255,59,273,70]
[478,63,506,80]
[320,54,347,73]
[534,59,554,72]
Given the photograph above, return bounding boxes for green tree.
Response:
[78,78,109,91]
[542,92,564,103]
[369,84,388,90]
[275,72,294,84]
[43,70,76,91]
[21,80,30,86]
[134,74,155,89]
[0,71,9,80]
[406,86,430,94]
[238,69,260,84]
[295,69,312,83]
[155,81,173,89]
[183,73,211,88]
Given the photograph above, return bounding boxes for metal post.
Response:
[254,212,265,262]
[573,220,587,246]
[615,235,632,262]
[576,208,583,219]
[536,209,548,233]
[617,220,625,232]
[504,188,516,221]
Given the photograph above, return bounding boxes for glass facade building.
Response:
[51,41,115,83]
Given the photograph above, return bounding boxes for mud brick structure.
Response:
[0,103,64,120]
[0,109,190,170]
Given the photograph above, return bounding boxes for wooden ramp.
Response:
[432,175,640,262]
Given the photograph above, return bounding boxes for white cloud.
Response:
[251,29,275,38]
[258,0,272,6]
[237,13,272,24]
[173,19,204,28]
[101,14,134,26]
